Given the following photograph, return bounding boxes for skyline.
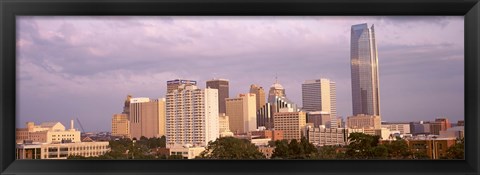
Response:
[17,16,464,132]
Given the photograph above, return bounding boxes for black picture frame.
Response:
[1,0,479,175]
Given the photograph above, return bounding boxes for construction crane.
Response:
[76,118,86,133]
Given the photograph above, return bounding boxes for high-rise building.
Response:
[273,111,307,141]
[111,113,130,138]
[166,79,197,93]
[165,84,219,148]
[350,23,380,116]
[302,79,337,119]
[129,97,166,139]
[123,94,132,115]
[219,113,230,133]
[249,84,266,112]
[268,78,286,104]
[206,79,229,114]
[226,93,257,134]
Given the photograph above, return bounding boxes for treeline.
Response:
[68,133,464,160]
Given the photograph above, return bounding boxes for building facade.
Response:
[347,114,381,129]
[16,141,110,159]
[16,121,81,144]
[273,111,306,141]
[307,111,333,128]
[381,122,411,135]
[307,127,347,146]
[301,79,337,119]
[226,93,257,134]
[166,84,219,148]
[250,84,266,112]
[166,79,197,93]
[111,113,130,138]
[129,97,166,139]
[350,23,380,116]
[206,79,229,114]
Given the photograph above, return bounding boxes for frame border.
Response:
[1,0,479,175]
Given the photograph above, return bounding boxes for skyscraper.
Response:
[225,93,257,134]
[165,84,219,148]
[111,113,130,138]
[206,79,229,114]
[249,84,266,112]
[129,97,166,139]
[268,78,286,104]
[301,78,337,118]
[350,23,380,116]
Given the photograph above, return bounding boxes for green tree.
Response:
[441,138,464,159]
[271,137,318,159]
[198,137,265,159]
[383,139,412,159]
[345,133,381,159]
[317,145,340,159]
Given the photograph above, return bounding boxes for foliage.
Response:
[198,137,266,159]
[271,137,318,159]
[345,133,381,159]
[441,138,464,159]
[382,139,412,159]
[67,136,167,160]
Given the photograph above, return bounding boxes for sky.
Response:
[16,16,464,132]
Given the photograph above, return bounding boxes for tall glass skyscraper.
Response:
[350,23,380,116]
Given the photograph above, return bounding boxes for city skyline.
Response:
[17,16,464,132]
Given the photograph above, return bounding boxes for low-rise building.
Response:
[16,141,110,159]
[381,122,411,134]
[168,146,206,159]
[307,126,347,146]
[250,130,284,141]
[16,121,81,144]
[346,114,381,129]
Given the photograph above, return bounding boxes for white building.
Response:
[16,121,81,144]
[16,141,110,159]
[381,122,411,134]
[307,126,347,146]
[166,84,219,148]
[169,146,206,159]
[302,79,337,119]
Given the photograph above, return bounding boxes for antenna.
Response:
[275,73,278,83]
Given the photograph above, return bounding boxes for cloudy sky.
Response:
[16,16,464,132]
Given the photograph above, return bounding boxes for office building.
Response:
[111,113,130,138]
[346,114,381,129]
[250,84,266,112]
[307,111,333,128]
[16,121,80,144]
[350,23,380,116]
[166,84,219,148]
[226,93,257,134]
[166,79,197,93]
[273,111,307,141]
[16,141,110,159]
[251,130,284,141]
[381,122,411,135]
[129,97,166,139]
[307,126,347,146]
[206,79,229,114]
[268,78,286,103]
[302,79,337,119]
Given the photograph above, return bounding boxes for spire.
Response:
[275,73,278,84]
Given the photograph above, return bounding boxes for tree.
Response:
[198,137,265,159]
[442,138,464,159]
[345,133,381,159]
[383,139,412,159]
[317,145,340,159]
[271,137,318,159]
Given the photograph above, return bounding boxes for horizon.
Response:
[16,16,464,132]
